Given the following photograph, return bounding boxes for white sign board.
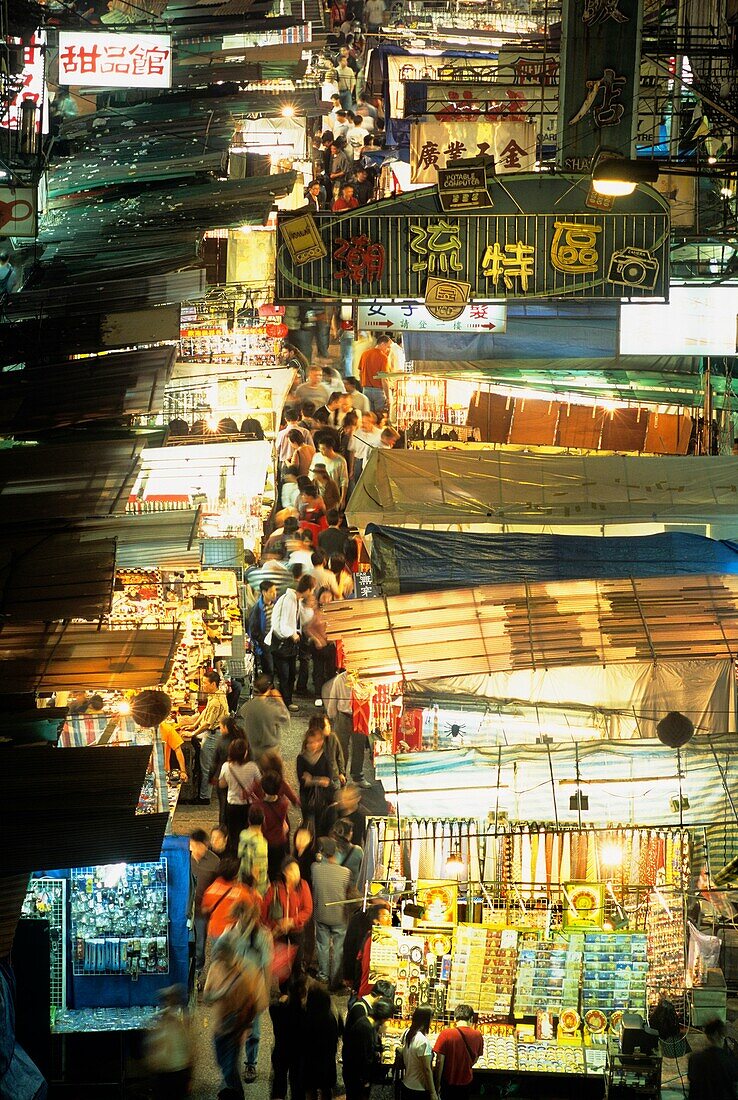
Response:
[58,32,172,88]
[0,186,37,237]
[358,300,507,333]
[620,287,738,356]
[1,30,48,134]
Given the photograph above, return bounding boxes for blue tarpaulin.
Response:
[367,526,738,594]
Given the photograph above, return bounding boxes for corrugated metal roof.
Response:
[0,622,182,692]
[5,274,202,318]
[0,437,145,521]
[0,347,176,431]
[0,536,116,622]
[77,508,203,569]
[325,573,738,684]
[2,745,169,874]
[39,174,297,246]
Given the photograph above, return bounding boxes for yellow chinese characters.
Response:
[550,221,602,275]
[481,241,535,292]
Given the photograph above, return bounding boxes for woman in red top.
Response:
[261,857,313,982]
[202,857,260,943]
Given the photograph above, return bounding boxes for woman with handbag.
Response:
[296,728,336,837]
[219,739,261,855]
[261,857,313,984]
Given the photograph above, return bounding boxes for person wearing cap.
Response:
[342,992,394,1100]
[311,835,351,987]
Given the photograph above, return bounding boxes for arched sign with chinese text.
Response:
[276,171,670,302]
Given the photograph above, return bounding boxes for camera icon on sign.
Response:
[607,247,660,290]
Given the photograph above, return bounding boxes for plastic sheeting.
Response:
[375,733,738,825]
[403,659,735,740]
[368,527,738,595]
[348,450,738,533]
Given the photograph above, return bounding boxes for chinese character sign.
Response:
[410,118,536,184]
[58,32,172,89]
[558,0,641,169]
[1,30,48,134]
[275,176,669,301]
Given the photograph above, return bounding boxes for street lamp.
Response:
[591,157,660,197]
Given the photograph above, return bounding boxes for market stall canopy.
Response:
[0,622,182,692]
[403,659,734,741]
[324,574,738,683]
[4,272,203,318]
[374,734,738,829]
[368,527,738,595]
[74,509,202,569]
[0,536,116,622]
[1,746,168,875]
[0,347,176,432]
[0,437,148,522]
[409,357,731,410]
[347,450,738,532]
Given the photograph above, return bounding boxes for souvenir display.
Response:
[646,888,687,1014]
[448,925,518,1015]
[514,935,583,1016]
[582,931,648,1014]
[70,861,169,978]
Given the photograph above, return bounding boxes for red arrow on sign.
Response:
[372,320,394,327]
[481,322,497,330]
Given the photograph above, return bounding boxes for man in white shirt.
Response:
[346,113,367,161]
[364,0,385,30]
[289,531,316,575]
[341,411,370,490]
[310,439,349,507]
[269,575,315,709]
[295,366,331,408]
[323,670,370,786]
[345,377,371,415]
[277,407,311,463]
[355,411,384,449]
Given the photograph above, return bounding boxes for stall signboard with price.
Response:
[276,171,669,301]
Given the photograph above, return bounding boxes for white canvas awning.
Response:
[347,449,738,533]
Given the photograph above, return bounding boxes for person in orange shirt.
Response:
[202,857,260,944]
[357,334,393,413]
[159,719,187,782]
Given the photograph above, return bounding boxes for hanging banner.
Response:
[57,32,172,88]
[558,0,642,172]
[276,172,670,302]
[411,118,536,183]
[358,299,507,332]
[1,30,48,135]
[387,54,497,116]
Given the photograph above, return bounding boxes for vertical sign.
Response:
[558,0,642,172]
[1,30,48,134]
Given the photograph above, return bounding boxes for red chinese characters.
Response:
[333,235,386,284]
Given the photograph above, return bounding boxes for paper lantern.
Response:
[656,711,695,748]
[131,690,172,729]
[265,322,288,338]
